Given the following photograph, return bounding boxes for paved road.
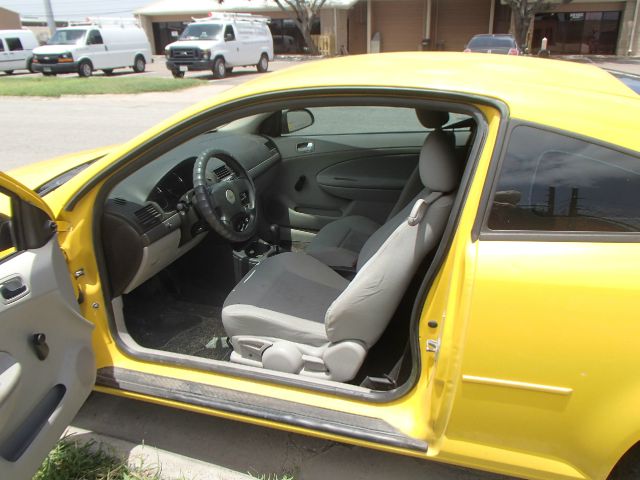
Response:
[75,392,508,480]
[0,57,308,170]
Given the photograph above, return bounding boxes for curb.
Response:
[62,426,254,480]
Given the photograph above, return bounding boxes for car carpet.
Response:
[123,288,232,361]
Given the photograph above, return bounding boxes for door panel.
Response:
[0,186,95,480]
[266,133,425,234]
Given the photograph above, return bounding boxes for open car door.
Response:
[0,173,95,480]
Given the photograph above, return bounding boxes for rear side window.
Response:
[6,38,23,51]
[488,126,640,233]
[468,36,514,48]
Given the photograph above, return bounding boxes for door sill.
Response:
[96,367,428,453]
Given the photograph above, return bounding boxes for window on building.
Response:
[6,38,23,51]
[488,126,640,233]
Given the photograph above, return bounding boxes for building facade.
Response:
[135,0,640,56]
[0,7,20,30]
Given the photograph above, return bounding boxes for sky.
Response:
[0,0,155,19]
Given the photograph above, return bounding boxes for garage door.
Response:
[372,0,426,52]
[435,0,492,51]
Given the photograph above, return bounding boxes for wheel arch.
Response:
[608,440,640,479]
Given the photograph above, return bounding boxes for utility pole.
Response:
[44,0,56,36]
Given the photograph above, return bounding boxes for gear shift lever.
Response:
[269,224,281,253]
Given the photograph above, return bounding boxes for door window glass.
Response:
[0,193,16,260]
[87,30,104,45]
[5,38,23,51]
[0,40,4,52]
[224,25,236,41]
[488,126,640,233]
[284,106,466,136]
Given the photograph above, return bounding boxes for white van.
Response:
[0,29,39,75]
[165,13,274,79]
[31,18,152,77]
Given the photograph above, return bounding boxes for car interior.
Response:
[98,100,481,393]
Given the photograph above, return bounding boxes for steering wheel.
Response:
[192,148,258,242]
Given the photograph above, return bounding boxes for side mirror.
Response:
[224,33,234,42]
[282,109,314,134]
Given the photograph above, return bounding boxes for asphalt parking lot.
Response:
[0,56,311,170]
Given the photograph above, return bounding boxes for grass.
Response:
[0,76,204,97]
[34,438,162,480]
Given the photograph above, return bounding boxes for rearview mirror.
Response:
[282,109,314,134]
[224,33,234,42]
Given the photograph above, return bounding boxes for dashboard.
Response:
[101,131,281,297]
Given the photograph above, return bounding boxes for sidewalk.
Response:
[62,426,254,480]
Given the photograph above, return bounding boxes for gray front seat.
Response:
[222,131,459,382]
[306,110,452,269]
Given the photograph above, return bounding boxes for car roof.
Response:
[471,34,514,38]
[202,52,639,151]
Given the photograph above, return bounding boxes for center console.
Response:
[232,224,281,282]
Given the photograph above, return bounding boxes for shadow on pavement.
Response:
[72,392,511,480]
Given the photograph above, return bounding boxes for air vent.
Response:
[134,204,162,231]
[263,137,279,156]
[113,198,127,205]
[214,165,232,180]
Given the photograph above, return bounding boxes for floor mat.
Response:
[124,293,231,361]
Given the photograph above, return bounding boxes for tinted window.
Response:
[0,40,4,52]
[468,36,515,48]
[6,38,23,51]
[488,126,640,232]
[87,30,103,45]
[224,25,236,41]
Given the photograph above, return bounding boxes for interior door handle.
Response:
[297,142,314,153]
[0,277,28,303]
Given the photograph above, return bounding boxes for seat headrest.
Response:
[419,130,460,193]
[416,109,449,129]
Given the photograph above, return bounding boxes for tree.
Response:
[218,0,327,55]
[503,0,571,52]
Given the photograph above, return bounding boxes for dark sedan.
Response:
[464,34,521,55]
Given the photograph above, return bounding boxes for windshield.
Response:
[48,29,86,45]
[468,36,515,49]
[179,24,222,41]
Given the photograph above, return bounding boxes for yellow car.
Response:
[0,53,638,480]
